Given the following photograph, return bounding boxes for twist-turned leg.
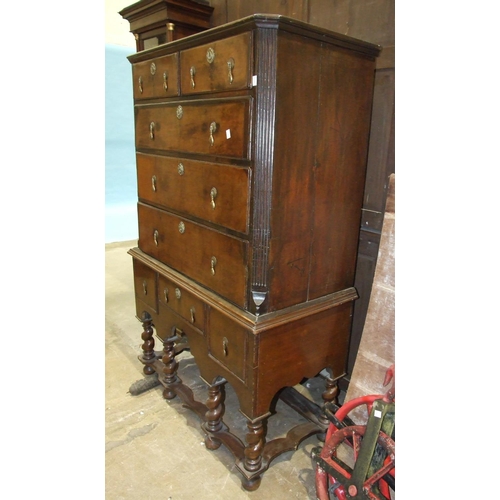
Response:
[319,375,339,428]
[242,416,267,491]
[204,377,226,450]
[161,337,179,400]
[140,312,155,376]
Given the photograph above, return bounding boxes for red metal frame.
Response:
[315,365,395,500]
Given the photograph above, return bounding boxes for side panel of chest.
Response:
[252,31,377,312]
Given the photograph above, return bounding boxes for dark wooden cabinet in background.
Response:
[126,13,380,489]
[119,0,214,51]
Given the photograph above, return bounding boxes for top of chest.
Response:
[127,14,380,101]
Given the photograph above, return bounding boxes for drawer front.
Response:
[135,98,251,159]
[180,32,252,95]
[137,153,251,234]
[138,202,248,307]
[133,259,158,313]
[132,54,179,100]
[208,308,249,382]
[155,304,206,364]
[158,274,206,332]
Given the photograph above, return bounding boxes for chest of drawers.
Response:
[127,14,379,490]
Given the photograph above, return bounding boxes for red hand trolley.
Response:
[312,365,395,499]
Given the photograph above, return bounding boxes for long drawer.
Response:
[137,153,251,234]
[137,202,248,307]
[135,97,252,159]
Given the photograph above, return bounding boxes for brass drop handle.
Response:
[153,229,159,246]
[227,58,235,84]
[143,280,148,295]
[163,71,168,91]
[210,256,217,275]
[222,337,229,356]
[149,122,155,140]
[209,122,217,146]
[163,287,169,303]
[210,187,218,209]
[190,306,195,324]
[138,76,143,93]
[190,66,196,88]
[152,175,157,192]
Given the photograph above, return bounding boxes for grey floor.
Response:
[105,240,330,499]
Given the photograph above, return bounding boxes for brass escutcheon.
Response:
[178,221,185,234]
[206,47,215,64]
[177,163,185,175]
[176,105,183,119]
[175,288,181,300]
[150,62,156,75]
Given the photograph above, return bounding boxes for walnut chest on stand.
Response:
[126,14,380,490]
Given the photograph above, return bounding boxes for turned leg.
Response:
[140,312,155,376]
[242,416,267,491]
[319,375,339,428]
[203,377,226,450]
[161,335,179,400]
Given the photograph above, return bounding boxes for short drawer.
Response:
[158,274,206,332]
[137,153,251,234]
[132,54,179,100]
[133,258,158,313]
[135,97,251,159]
[180,32,252,95]
[155,304,206,364]
[208,308,250,382]
[137,202,248,308]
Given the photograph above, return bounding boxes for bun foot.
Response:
[204,435,221,450]
[163,387,176,399]
[242,475,261,491]
[143,365,155,376]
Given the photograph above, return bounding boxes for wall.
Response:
[105,0,138,242]
[105,0,136,47]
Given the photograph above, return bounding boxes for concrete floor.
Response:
[105,240,331,500]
